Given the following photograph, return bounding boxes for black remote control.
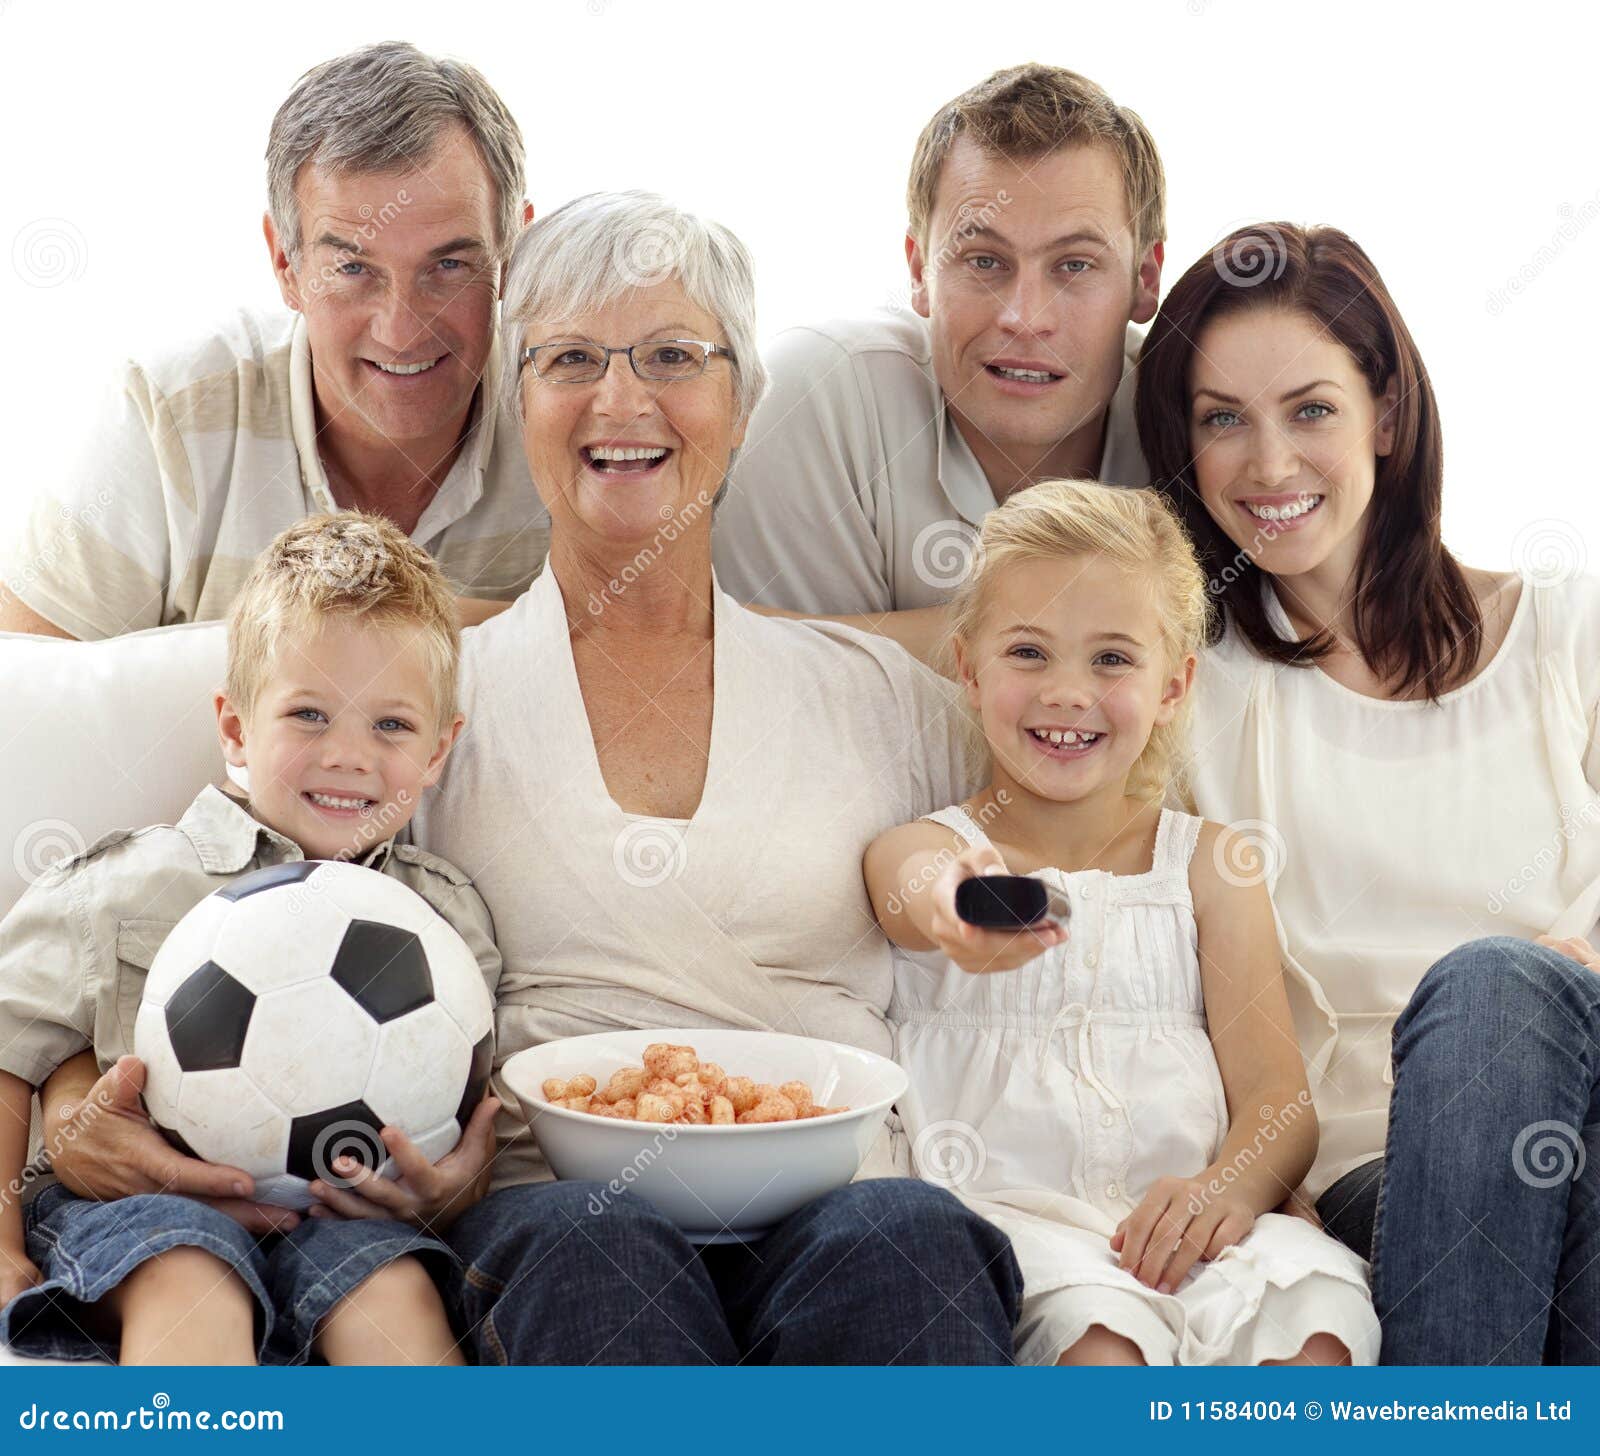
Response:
[954,874,1072,930]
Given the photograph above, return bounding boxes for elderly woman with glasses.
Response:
[403,192,1021,1365]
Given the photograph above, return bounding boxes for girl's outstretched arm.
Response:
[863,820,1067,971]
[1114,819,1317,1291]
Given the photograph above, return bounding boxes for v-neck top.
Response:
[412,557,985,1189]
[1186,573,1600,1199]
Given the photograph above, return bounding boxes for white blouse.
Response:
[412,559,983,1189]
[1187,575,1600,1199]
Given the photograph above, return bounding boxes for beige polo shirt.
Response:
[712,306,1148,614]
[0,784,501,1092]
[0,309,548,640]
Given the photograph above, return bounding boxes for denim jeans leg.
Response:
[1376,935,1600,1365]
[447,1180,738,1365]
[706,1179,1022,1365]
[1317,1158,1384,1262]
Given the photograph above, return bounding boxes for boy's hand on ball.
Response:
[50,1056,300,1234]
[307,1091,501,1232]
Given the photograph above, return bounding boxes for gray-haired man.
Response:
[0,41,541,640]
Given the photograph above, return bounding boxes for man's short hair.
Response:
[225,512,460,731]
[907,63,1166,256]
[267,40,526,261]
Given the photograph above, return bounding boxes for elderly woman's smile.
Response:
[517,280,745,543]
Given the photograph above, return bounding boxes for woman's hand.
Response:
[1537,934,1600,973]
[306,1094,501,1233]
[0,1242,42,1306]
[1112,1175,1256,1293]
[929,845,1066,974]
[46,1055,300,1234]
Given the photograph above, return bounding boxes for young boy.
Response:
[0,512,501,1365]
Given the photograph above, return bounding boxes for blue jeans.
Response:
[0,1185,457,1364]
[1320,936,1600,1365]
[449,1177,1022,1364]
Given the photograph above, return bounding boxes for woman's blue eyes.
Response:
[1201,402,1335,429]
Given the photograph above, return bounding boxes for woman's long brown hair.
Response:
[1133,223,1481,700]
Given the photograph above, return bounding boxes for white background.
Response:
[1,0,1595,573]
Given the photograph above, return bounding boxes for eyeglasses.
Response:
[519,338,735,384]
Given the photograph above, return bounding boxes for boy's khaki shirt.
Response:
[0,784,501,1089]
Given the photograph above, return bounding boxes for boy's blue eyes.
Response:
[289,708,411,732]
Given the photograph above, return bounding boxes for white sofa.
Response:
[2,622,227,1366]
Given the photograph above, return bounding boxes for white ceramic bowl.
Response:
[500,1028,908,1242]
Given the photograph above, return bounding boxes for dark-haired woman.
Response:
[1135,223,1600,1364]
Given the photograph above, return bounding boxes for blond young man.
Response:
[0,513,500,1365]
[714,64,1166,665]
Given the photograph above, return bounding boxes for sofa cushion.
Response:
[1,622,226,919]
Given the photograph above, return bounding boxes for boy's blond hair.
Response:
[224,512,460,728]
[906,63,1167,256]
[943,479,1209,803]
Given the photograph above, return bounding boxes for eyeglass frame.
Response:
[518,337,737,384]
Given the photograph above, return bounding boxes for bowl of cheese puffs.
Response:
[501,1029,908,1242]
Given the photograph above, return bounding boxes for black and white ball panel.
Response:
[135,859,495,1210]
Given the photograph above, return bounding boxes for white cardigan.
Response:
[1187,575,1600,1199]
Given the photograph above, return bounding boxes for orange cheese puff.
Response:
[612,1097,637,1118]
[559,1095,593,1113]
[644,1043,699,1079]
[566,1074,598,1099]
[709,1096,736,1125]
[602,1068,646,1103]
[698,1062,728,1096]
[724,1076,759,1113]
[736,1089,798,1124]
[636,1092,679,1123]
[678,1100,709,1125]
[779,1081,815,1115]
[542,1077,569,1101]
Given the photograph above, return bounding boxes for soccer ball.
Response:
[134,859,495,1209]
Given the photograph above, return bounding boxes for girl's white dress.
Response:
[891,803,1381,1366]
